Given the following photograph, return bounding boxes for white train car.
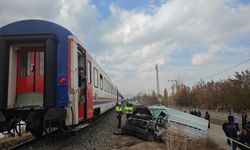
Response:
[0,20,123,137]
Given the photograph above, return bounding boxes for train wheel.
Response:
[59,120,72,133]
[30,127,43,138]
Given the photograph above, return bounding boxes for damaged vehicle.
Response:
[122,106,168,141]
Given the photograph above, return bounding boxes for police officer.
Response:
[124,102,133,119]
[115,103,122,128]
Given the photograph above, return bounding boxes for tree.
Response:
[152,90,157,97]
[188,69,250,111]
[163,88,168,106]
[132,90,160,106]
[150,90,158,105]
[174,85,190,107]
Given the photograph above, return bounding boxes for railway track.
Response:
[8,128,61,150]
[9,137,36,150]
[54,109,113,150]
[8,109,113,150]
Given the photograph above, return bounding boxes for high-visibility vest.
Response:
[115,105,122,112]
[124,105,133,114]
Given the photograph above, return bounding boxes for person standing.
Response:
[197,110,201,117]
[238,122,250,150]
[233,113,240,131]
[124,102,133,119]
[223,115,238,150]
[242,113,248,130]
[194,110,198,116]
[205,111,210,128]
[115,103,123,128]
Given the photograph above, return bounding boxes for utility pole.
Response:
[155,64,160,96]
[168,80,177,94]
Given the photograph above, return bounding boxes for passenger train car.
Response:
[0,20,123,137]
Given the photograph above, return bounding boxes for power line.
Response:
[192,35,250,85]
[203,58,250,81]
[220,36,250,56]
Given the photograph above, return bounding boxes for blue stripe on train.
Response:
[93,100,115,105]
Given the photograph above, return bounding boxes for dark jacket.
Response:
[227,123,238,140]
[205,112,210,120]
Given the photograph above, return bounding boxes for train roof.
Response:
[0,19,73,39]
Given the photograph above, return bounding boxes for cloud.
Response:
[1,0,250,96]
[0,0,98,42]
[94,0,250,95]
[191,52,218,65]
[55,0,98,41]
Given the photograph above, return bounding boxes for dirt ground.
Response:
[207,123,230,150]
[111,129,219,150]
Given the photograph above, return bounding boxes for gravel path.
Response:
[61,110,121,150]
[18,110,120,150]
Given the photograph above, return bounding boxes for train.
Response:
[0,20,123,137]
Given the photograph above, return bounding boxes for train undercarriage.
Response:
[0,107,68,137]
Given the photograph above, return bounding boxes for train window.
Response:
[107,81,109,93]
[108,82,111,93]
[100,74,103,90]
[87,61,91,84]
[108,82,110,93]
[110,83,112,94]
[20,51,30,76]
[93,67,98,88]
[106,80,108,92]
[104,78,106,92]
[39,51,44,75]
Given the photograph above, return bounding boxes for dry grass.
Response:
[162,127,220,150]
[112,126,220,150]
[0,128,32,149]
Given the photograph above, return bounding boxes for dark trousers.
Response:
[205,118,210,128]
[235,123,239,131]
[231,141,237,150]
[242,122,246,129]
[117,114,121,128]
[126,114,132,119]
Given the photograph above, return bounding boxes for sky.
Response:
[0,0,250,97]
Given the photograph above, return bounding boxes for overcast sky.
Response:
[1,0,250,97]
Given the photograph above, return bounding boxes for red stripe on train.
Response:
[68,38,73,87]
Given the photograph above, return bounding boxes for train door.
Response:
[77,51,87,121]
[16,47,44,107]
[86,54,93,119]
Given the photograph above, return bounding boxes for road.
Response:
[208,123,231,150]
[174,106,244,150]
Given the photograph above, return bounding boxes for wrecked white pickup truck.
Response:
[121,105,209,141]
[121,106,168,141]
